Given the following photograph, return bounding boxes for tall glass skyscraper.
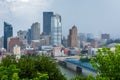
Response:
[4,22,13,49]
[51,14,62,46]
[43,12,53,35]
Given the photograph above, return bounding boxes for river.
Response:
[59,65,81,80]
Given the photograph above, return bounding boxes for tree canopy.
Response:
[0,54,66,80]
[91,45,120,80]
[74,45,120,80]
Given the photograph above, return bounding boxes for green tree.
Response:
[17,56,37,79]
[0,64,20,80]
[12,73,19,80]
[91,45,120,80]
[34,54,66,80]
[1,55,17,67]
[0,54,66,80]
[71,75,87,80]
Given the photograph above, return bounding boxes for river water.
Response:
[58,65,80,80]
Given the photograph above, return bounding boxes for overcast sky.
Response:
[0,0,120,38]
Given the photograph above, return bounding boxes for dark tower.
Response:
[43,12,53,35]
[4,22,13,49]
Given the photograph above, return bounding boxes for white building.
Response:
[53,46,63,56]
[13,45,21,59]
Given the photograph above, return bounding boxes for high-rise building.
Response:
[101,34,110,40]
[31,22,40,40]
[62,36,68,47]
[4,22,13,49]
[68,25,78,48]
[17,30,27,40]
[0,36,4,48]
[27,29,32,44]
[43,12,53,35]
[17,30,27,45]
[51,14,62,46]
[40,34,51,45]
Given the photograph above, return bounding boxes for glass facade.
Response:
[43,12,53,35]
[51,14,62,46]
[4,22,13,49]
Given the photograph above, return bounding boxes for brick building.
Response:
[7,37,23,53]
[68,25,78,48]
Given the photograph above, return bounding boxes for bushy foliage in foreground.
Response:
[0,54,66,80]
[74,45,120,80]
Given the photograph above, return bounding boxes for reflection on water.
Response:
[58,65,80,80]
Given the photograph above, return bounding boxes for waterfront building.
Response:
[43,12,54,35]
[31,22,40,40]
[4,22,13,50]
[68,25,78,48]
[51,14,62,46]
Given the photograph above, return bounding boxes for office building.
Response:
[31,22,40,40]
[17,30,27,45]
[43,12,53,35]
[27,29,32,44]
[62,36,68,47]
[40,34,51,45]
[7,37,23,53]
[4,22,13,50]
[68,25,78,48]
[0,36,4,48]
[51,14,62,46]
[101,34,110,40]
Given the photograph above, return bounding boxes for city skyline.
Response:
[1,0,120,38]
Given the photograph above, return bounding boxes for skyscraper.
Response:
[31,22,40,40]
[68,25,78,48]
[43,12,53,35]
[4,22,13,49]
[27,29,31,44]
[17,30,28,45]
[51,14,62,46]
